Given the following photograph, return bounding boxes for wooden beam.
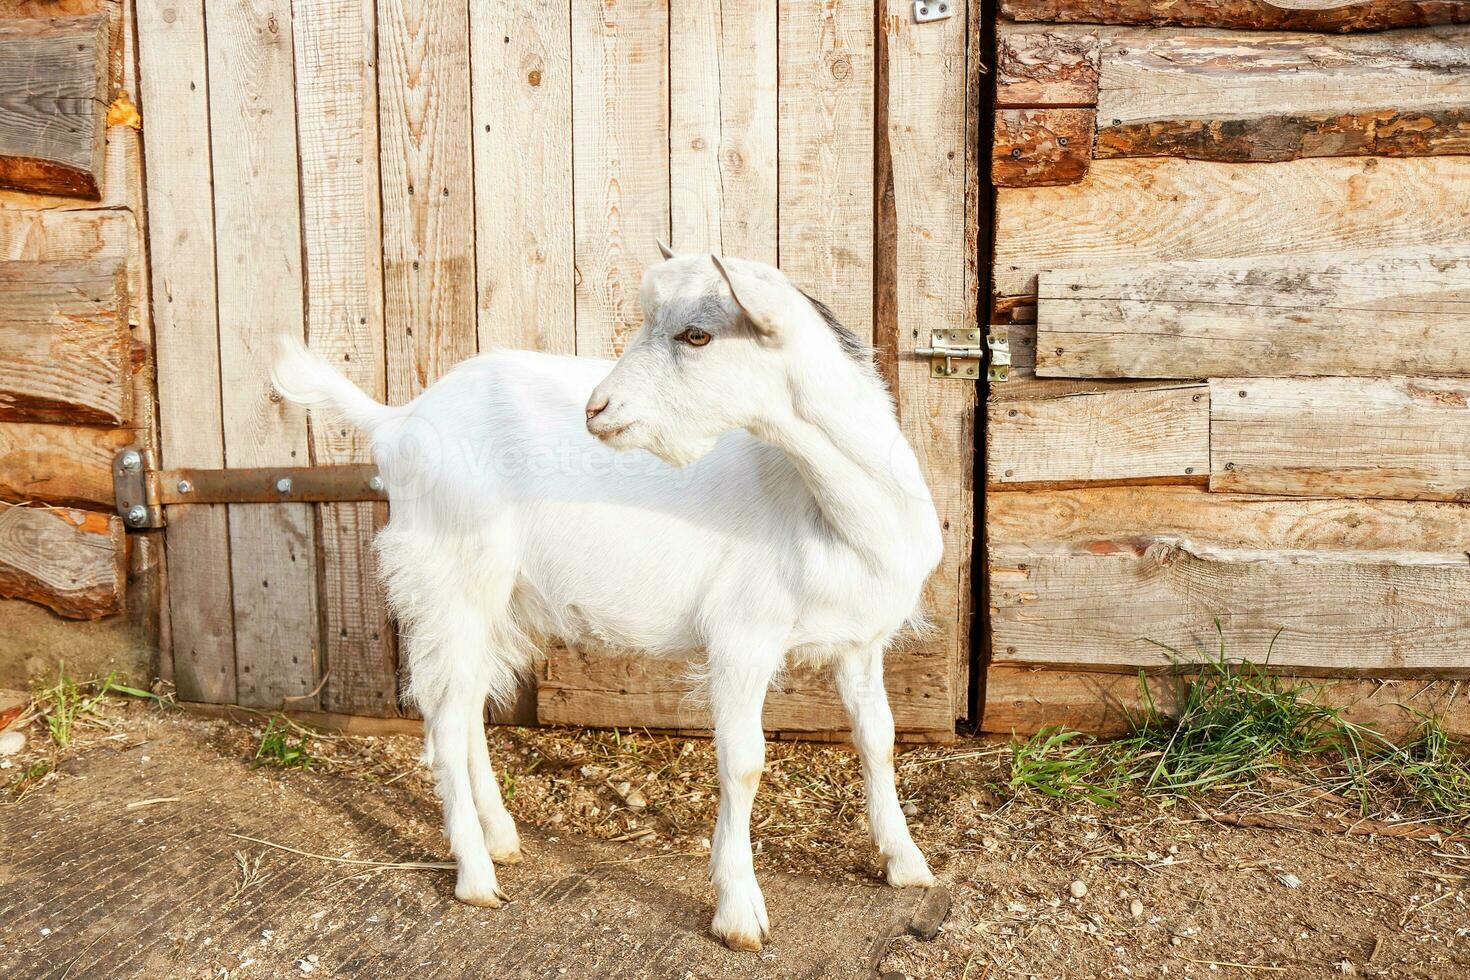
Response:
[0,257,129,424]
[995,26,1099,106]
[988,384,1208,487]
[0,420,128,508]
[292,0,395,716]
[998,0,1470,32]
[993,108,1093,187]
[990,543,1470,674]
[995,157,1470,298]
[983,667,1470,740]
[1037,255,1470,379]
[0,503,123,619]
[1094,27,1470,163]
[0,14,108,198]
[1210,377,1470,502]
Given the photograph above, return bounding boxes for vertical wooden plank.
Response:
[669,0,777,262]
[135,0,236,704]
[470,0,574,354]
[883,1,973,722]
[292,0,395,714]
[379,0,477,401]
[571,0,669,357]
[778,0,874,340]
[206,0,319,708]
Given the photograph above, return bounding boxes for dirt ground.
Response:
[2,702,1467,979]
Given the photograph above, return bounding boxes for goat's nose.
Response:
[585,394,609,422]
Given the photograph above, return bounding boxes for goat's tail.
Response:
[270,335,398,433]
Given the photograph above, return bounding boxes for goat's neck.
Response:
[755,359,935,564]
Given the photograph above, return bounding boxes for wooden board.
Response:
[1036,255,1470,379]
[990,544,1470,674]
[987,384,1209,487]
[995,26,1099,106]
[206,0,319,709]
[1210,377,1470,502]
[883,0,973,723]
[994,157,1470,298]
[670,0,777,262]
[999,0,1470,32]
[983,667,1470,740]
[570,0,669,357]
[993,108,1094,187]
[379,0,477,398]
[0,503,123,619]
[135,0,236,705]
[1094,27,1470,163]
[0,14,109,198]
[989,486,1470,556]
[470,0,575,353]
[0,257,129,424]
[0,420,128,508]
[778,0,874,340]
[991,321,1190,404]
[292,0,395,716]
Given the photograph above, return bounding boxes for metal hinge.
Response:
[913,328,1009,382]
[113,449,386,530]
[913,0,955,22]
[986,329,1011,383]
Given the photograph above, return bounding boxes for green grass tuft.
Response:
[254,718,317,770]
[33,666,161,748]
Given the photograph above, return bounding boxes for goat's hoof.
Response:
[716,929,763,953]
[455,879,509,908]
[884,848,937,889]
[711,886,770,953]
[490,845,523,865]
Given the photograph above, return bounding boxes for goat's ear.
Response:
[656,239,675,260]
[711,255,782,340]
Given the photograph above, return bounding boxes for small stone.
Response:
[0,730,24,755]
[907,886,951,941]
[296,959,314,974]
[699,837,711,850]
[1129,898,1144,919]
[625,790,647,809]
[1337,962,1357,976]
[1069,880,1088,900]
[1170,936,1182,947]
[902,801,919,818]
[1277,872,1303,889]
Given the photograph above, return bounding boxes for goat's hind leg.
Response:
[835,647,935,888]
[468,706,521,863]
[421,684,506,906]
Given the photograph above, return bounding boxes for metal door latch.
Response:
[913,0,955,22]
[914,328,1009,382]
[986,330,1011,383]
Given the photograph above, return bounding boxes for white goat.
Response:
[271,249,942,951]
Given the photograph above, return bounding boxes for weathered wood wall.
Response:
[136,0,980,736]
[984,1,1470,737]
[0,0,161,689]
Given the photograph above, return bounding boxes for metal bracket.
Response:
[913,0,955,22]
[915,328,983,380]
[114,448,163,529]
[987,329,1011,383]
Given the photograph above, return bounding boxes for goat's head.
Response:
[585,247,870,466]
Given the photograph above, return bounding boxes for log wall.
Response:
[984,2,1470,737]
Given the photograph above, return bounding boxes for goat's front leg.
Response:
[424,692,507,907]
[835,648,935,888]
[707,653,780,951]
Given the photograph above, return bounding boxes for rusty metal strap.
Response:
[158,463,386,505]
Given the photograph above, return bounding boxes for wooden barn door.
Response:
[137,0,981,738]
[980,1,1470,737]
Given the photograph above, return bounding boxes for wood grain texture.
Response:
[0,257,129,424]
[883,0,973,723]
[983,667,1470,738]
[1037,255,1470,379]
[379,0,476,398]
[991,543,1470,674]
[995,26,1099,106]
[670,0,777,262]
[778,0,873,340]
[0,420,128,508]
[991,321,1195,404]
[999,0,1470,31]
[994,157,1470,297]
[989,486,1470,556]
[471,0,574,353]
[988,384,1209,486]
[1094,26,1470,163]
[135,0,235,705]
[1210,377,1470,502]
[993,108,1093,187]
[206,0,319,709]
[0,14,109,198]
[571,0,668,357]
[0,503,123,619]
[292,0,394,716]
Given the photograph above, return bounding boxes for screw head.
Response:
[177,479,193,494]
[368,475,384,492]
[120,450,141,472]
[276,477,293,494]
[126,504,147,526]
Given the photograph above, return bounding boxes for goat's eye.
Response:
[680,327,712,347]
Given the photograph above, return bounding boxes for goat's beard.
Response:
[644,433,718,468]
